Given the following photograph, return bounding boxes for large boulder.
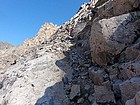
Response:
[90,12,140,66]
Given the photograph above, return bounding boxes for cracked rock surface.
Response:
[0,0,140,105]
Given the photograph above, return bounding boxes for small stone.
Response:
[77,98,84,103]
[88,67,106,85]
[79,72,88,76]
[84,64,90,67]
[84,93,89,97]
[92,102,99,105]
[84,84,90,90]
[88,94,94,103]
[94,85,116,104]
[81,76,88,79]
[70,85,81,99]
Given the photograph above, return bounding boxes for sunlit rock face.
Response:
[17,22,59,54]
[0,0,140,105]
[0,42,14,50]
[0,23,59,72]
[89,0,140,104]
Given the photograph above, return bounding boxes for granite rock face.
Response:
[89,0,140,104]
[90,12,140,66]
[0,23,59,72]
[0,1,93,105]
[0,0,140,105]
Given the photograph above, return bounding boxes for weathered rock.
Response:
[119,77,140,103]
[88,94,95,103]
[90,0,140,19]
[70,85,81,99]
[112,0,140,15]
[88,67,106,85]
[92,102,99,105]
[77,97,84,104]
[125,99,135,105]
[125,91,140,105]
[135,91,140,105]
[84,84,90,90]
[0,42,14,50]
[16,23,59,55]
[90,12,140,66]
[124,42,140,62]
[94,85,116,104]
[95,0,114,19]
[0,51,71,105]
[0,0,140,105]
[107,64,120,82]
[119,61,140,80]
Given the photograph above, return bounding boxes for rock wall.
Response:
[0,0,140,105]
[89,0,140,104]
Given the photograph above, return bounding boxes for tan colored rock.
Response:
[119,77,140,103]
[90,12,140,66]
[35,22,59,44]
[112,0,140,15]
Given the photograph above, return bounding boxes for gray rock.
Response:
[119,77,140,104]
[90,12,140,66]
[88,67,106,85]
[70,85,81,99]
[88,94,95,103]
[77,97,84,104]
[0,42,14,50]
[94,85,116,104]
[84,84,90,90]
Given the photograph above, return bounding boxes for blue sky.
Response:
[0,0,89,45]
